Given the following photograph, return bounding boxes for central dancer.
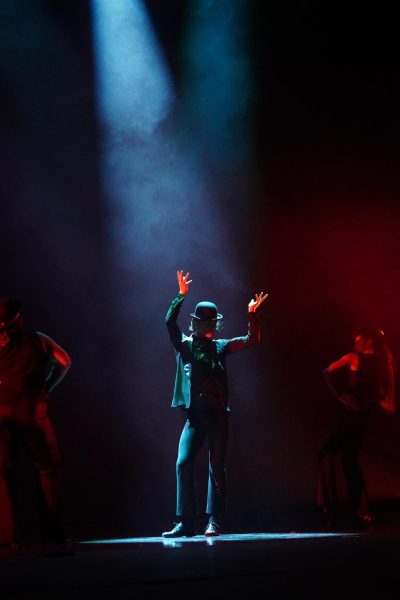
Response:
[162,270,268,538]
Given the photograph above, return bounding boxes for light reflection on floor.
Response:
[81,531,361,547]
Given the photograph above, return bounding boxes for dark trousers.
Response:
[317,411,369,516]
[175,393,229,528]
[0,410,62,544]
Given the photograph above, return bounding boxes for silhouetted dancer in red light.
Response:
[317,326,396,529]
[0,298,71,548]
[162,270,268,538]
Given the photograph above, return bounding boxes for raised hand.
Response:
[177,270,192,295]
[248,291,269,313]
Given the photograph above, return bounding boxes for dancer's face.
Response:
[193,320,216,339]
[354,335,373,354]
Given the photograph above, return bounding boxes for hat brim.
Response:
[190,313,223,321]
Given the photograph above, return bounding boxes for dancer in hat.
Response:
[162,271,268,537]
[0,298,71,548]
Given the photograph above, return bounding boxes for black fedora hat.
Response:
[190,301,223,321]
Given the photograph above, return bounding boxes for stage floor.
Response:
[1,524,400,599]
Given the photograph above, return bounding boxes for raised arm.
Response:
[325,353,359,374]
[37,331,72,395]
[223,291,268,355]
[165,271,192,352]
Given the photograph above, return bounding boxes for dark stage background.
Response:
[0,0,399,539]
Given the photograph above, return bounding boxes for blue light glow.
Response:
[181,0,253,167]
[81,532,361,545]
[92,0,174,139]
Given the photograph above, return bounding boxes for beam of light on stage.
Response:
[91,0,175,262]
[91,0,253,285]
[90,0,238,311]
[181,0,253,170]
